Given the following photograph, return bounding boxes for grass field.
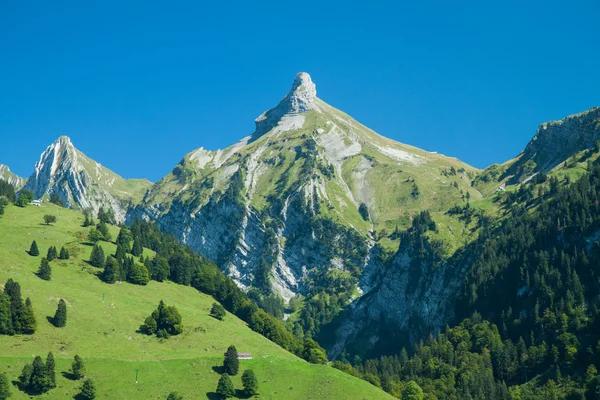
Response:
[0,203,392,399]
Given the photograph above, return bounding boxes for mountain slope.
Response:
[23,136,152,221]
[0,164,26,189]
[128,72,479,301]
[0,203,392,399]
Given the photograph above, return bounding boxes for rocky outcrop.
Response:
[503,106,600,182]
[23,136,151,221]
[0,164,26,189]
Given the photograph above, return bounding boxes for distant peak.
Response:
[54,135,72,145]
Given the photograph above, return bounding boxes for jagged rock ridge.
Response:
[23,136,152,221]
[0,164,27,189]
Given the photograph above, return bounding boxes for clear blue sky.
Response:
[1,1,599,181]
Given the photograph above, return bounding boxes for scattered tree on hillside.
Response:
[46,352,56,388]
[89,244,105,268]
[59,246,70,260]
[132,236,143,257]
[102,256,120,283]
[88,229,104,243]
[1,279,36,335]
[52,299,67,328]
[97,221,111,242]
[20,355,53,394]
[29,240,39,256]
[43,215,57,225]
[37,258,52,281]
[302,338,328,364]
[210,303,226,320]
[139,300,183,338]
[223,345,239,376]
[216,373,235,398]
[79,379,96,400]
[15,189,34,207]
[358,203,370,221]
[46,246,57,261]
[242,369,258,396]
[0,372,11,400]
[72,355,86,379]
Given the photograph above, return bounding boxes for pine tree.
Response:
[29,240,39,256]
[59,246,69,260]
[89,244,105,268]
[46,352,56,388]
[37,258,52,281]
[0,372,11,400]
[79,379,96,400]
[21,298,37,334]
[242,369,258,396]
[53,299,67,327]
[30,355,52,393]
[46,246,57,261]
[72,355,86,379]
[223,345,239,376]
[216,373,235,398]
[103,257,120,283]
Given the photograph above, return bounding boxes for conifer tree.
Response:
[0,202,4,217]
[18,363,33,386]
[72,355,86,379]
[21,298,37,334]
[89,244,105,268]
[30,355,52,393]
[223,345,239,376]
[97,221,111,242]
[103,257,120,284]
[79,378,96,400]
[37,258,52,281]
[29,240,39,256]
[46,246,57,261]
[0,372,10,400]
[4,279,24,333]
[242,369,258,396]
[132,236,143,257]
[216,373,235,398]
[53,299,67,327]
[46,352,56,388]
[128,262,150,285]
[116,227,133,251]
[59,246,69,260]
[0,293,13,335]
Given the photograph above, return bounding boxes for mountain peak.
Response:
[252,72,319,140]
[54,135,72,145]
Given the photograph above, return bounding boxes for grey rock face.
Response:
[0,164,27,189]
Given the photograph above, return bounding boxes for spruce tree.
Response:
[37,258,52,281]
[72,355,86,379]
[79,378,96,400]
[46,352,56,388]
[46,246,57,261]
[216,373,235,398]
[132,237,143,257]
[5,279,24,333]
[97,221,111,242]
[89,244,105,268]
[0,372,10,400]
[59,246,69,260]
[242,369,258,396]
[53,299,67,327]
[29,240,39,256]
[18,363,33,386]
[103,257,120,284]
[30,355,52,393]
[0,293,13,335]
[223,345,239,376]
[21,298,37,334]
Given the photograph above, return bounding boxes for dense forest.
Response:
[331,160,600,398]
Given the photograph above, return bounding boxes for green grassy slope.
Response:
[0,204,391,399]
